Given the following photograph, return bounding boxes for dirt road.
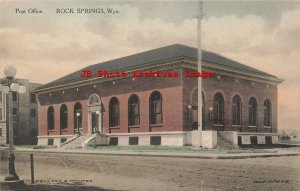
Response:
[1,151,299,191]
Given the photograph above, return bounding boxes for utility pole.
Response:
[197,1,204,133]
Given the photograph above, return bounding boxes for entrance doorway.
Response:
[91,112,99,134]
[88,94,102,135]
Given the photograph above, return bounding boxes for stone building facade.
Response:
[34,44,283,147]
[0,91,7,144]
[0,79,41,145]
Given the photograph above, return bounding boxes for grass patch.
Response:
[14,145,35,148]
[87,145,281,154]
[33,145,48,149]
[15,145,56,149]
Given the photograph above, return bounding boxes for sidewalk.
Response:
[12,147,300,159]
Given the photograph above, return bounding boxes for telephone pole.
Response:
[197,1,204,133]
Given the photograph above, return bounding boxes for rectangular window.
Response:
[31,109,36,117]
[0,92,2,102]
[238,136,242,146]
[129,137,139,145]
[31,93,36,103]
[109,137,118,146]
[48,139,54,145]
[150,136,161,145]
[0,128,2,136]
[250,136,258,145]
[265,136,272,145]
[13,108,18,116]
[0,94,6,121]
[12,92,18,102]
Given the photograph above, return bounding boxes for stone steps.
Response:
[60,135,88,150]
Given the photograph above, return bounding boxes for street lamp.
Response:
[76,112,80,135]
[0,65,26,181]
[208,106,213,121]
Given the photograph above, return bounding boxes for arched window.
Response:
[109,97,119,127]
[232,95,242,125]
[74,102,82,132]
[248,97,257,126]
[60,104,68,129]
[264,99,272,126]
[47,106,54,130]
[128,95,140,126]
[149,91,163,125]
[213,92,224,125]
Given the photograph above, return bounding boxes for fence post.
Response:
[30,153,34,184]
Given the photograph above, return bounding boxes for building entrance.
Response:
[91,112,99,134]
[88,94,102,134]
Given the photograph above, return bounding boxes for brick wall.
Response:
[37,66,279,136]
[38,73,183,136]
[182,69,278,133]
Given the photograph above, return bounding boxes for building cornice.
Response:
[186,60,284,85]
[33,58,283,94]
[32,60,183,94]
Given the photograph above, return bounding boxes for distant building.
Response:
[0,91,7,145]
[34,44,283,147]
[0,79,41,145]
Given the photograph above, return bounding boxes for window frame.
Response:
[12,108,18,116]
[149,91,163,125]
[12,92,18,102]
[213,92,224,126]
[263,99,272,127]
[31,93,36,103]
[248,97,258,126]
[0,108,3,121]
[47,106,55,131]
[128,95,140,127]
[31,108,36,117]
[109,97,120,128]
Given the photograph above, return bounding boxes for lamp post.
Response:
[208,107,213,121]
[187,104,193,125]
[76,112,80,135]
[0,65,26,181]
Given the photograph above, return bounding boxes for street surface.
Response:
[1,151,300,191]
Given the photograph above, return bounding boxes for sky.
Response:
[0,0,300,131]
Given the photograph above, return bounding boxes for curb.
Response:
[216,153,300,159]
[14,149,300,160]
